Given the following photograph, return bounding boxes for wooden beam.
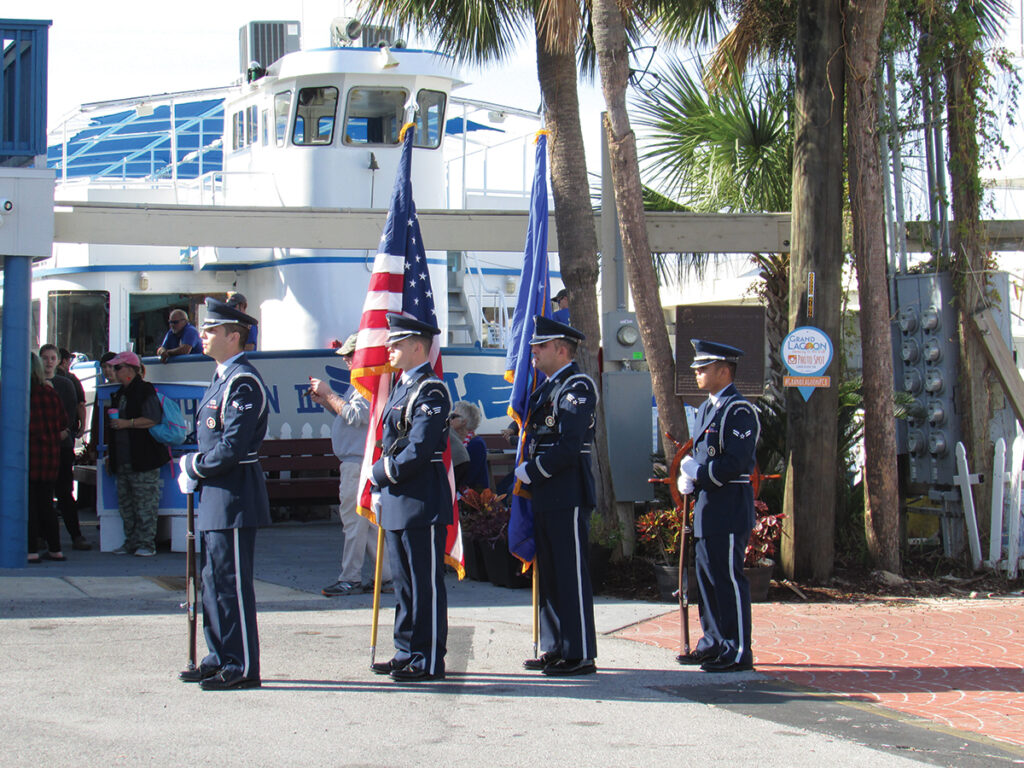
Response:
[53,201,792,254]
[971,308,1024,429]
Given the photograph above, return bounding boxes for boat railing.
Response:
[464,252,511,348]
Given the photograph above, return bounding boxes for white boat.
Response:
[38,19,550,372]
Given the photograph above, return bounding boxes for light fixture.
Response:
[139,272,150,291]
[487,110,507,124]
[379,44,399,69]
[135,102,154,118]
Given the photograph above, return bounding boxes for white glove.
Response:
[680,456,700,480]
[514,462,532,485]
[177,454,198,494]
[177,470,198,495]
[677,474,695,495]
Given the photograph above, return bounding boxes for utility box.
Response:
[893,273,961,486]
[602,370,655,502]
[603,310,643,362]
[0,167,54,258]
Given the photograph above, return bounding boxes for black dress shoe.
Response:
[523,652,561,671]
[370,658,405,675]
[199,671,262,690]
[700,658,755,673]
[389,666,445,682]
[676,650,717,666]
[179,666,219,683]
[541,659,596,677]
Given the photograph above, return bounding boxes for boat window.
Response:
[343,87,408,146]
[246,105,258,145]
[274,91,292,146]
[261,109,269,145]
[293,86,339,146]
[232,111,244,150]
[46,291,109,361]
[414,90,446,149]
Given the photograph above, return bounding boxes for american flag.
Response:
[350,123,463,576]
[505,131,552,566]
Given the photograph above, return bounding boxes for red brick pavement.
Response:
[616,597,1024,748]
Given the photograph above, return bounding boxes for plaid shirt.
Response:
[30,383,68,482]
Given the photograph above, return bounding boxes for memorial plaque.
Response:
[674,305,766,406]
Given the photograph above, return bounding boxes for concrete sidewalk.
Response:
[1,522,1019,767]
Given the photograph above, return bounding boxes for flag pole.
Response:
[369,524,386,667]
[531,563,539,659]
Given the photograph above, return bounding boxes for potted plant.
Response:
[636,500,785,602]
[458,489,529,588]
[458,489,507,582]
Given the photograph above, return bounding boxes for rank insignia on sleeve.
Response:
[733,428,752,438]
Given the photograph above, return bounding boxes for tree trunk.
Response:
[844,0,900,573]
[753,252,790,401]
[536,31,619,539]
[783,0,845,582]
[945,46,994,544]
[590,0,689,457]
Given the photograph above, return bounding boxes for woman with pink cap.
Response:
[105,351,170,556]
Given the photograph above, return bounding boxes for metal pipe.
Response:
[887,56,909,273]
[0,255,32,567]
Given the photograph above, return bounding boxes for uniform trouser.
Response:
[28,481,60,554]
[385,525,447,675]
[200,527,261,679]
[694,531,752,665]
[338,461,389,583]
[55,445,83,540]
[535,505,597,661]
[115,467,161,550]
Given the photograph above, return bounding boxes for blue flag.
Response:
[506,131,552,566]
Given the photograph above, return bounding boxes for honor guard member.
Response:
[677,339,760,673]
[516,316,598,676]
[177,298,270,690]
[370,313,452,682]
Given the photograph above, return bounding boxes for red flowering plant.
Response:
[458,488,510,542]
[746,500,786,568]
[636,500,785,568]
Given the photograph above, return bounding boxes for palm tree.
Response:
[633,58,793,398]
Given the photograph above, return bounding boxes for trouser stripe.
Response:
[573,506,589,660]
[234,528,251,677]
[727,532,745,663]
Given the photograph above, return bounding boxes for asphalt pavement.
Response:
[1,518,1017,767]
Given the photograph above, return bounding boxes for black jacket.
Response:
[106,377,170,473]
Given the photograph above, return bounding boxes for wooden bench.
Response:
[259,438,339,507]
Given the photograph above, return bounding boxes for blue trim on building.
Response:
[0,19,51,160]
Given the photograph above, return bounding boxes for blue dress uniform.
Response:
[521,318,598,673]
[182,300,270,690]
[371,316,451,680]
[684,340,760,671]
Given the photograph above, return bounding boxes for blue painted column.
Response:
[0,254,31,567]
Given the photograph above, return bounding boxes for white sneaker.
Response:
[111,546,132,555]
[134,547,156,557]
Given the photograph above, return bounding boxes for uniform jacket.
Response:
[690,383,760,538]
[522,363,597,513]
[371,363,452,531]
[184,355,271,532]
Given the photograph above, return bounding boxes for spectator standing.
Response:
[157,309,201,363]
[28,353,68,563]
[551,288,570,324]
[226,292,258,351]
[451,401,489,491]
[106,351,169,556]
[39,344,91,550]
[309,334,392,597]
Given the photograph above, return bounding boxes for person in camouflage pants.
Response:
[115,469,162,553]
